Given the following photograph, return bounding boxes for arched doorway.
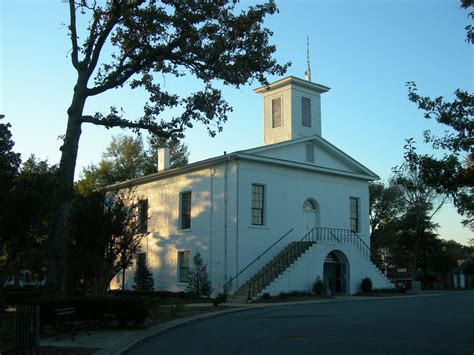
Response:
[303,198,319,231]
[323,251,349,295]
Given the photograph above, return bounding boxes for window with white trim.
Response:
[251,184,265,225]
[272,98,282,128]
[302,97,311,127]
[180,191,192,229]
[350,197,359,233]
[177,250,190,283]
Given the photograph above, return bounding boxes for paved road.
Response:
[128,292,474,355]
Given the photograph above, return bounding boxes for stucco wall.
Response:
[226,159,370,291]
[111,155,372,296]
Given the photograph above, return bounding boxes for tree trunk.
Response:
[47,86,87,294]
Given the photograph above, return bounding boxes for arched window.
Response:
[303,199,317,211]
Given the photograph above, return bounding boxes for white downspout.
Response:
[224,159,228,283]
[235,160,240,289]
[209,167,215,285]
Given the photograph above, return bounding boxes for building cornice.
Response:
[254,76,330,95]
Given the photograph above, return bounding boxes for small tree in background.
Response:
[132,252,154,291]
[186,253,212,298]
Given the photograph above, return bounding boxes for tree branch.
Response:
[81,115,182,138]
[69,0,80,70]
[85,4,122,77]
[87,62,139,96]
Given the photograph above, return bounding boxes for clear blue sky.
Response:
[1,0,472,244]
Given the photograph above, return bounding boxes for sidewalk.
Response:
[40,293,443,354]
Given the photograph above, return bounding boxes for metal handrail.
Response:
[223,228,294,293]
[229,226,373,299]
[350,231,371,251]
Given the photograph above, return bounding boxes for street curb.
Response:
[96,293,444,355]
[95,306,260,355]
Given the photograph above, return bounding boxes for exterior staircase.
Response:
[227,241,315,302]
[226,226,394,303]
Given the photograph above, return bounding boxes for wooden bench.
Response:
[54,307,91,340]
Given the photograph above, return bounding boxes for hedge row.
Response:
[19,296,149,325]
[108,289,198,299]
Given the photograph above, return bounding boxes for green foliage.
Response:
[69,190,144,293]
[109,289,195,299]
[371,288,404,293]
[212,293,227,306]
[132,253,155,291]
[261,292,271,299]
[462,0,474,44]
[392,140,445,280]
[185,252,212,298]
[405,5,473,229]
[77,134,190,192]
[0,155,58,287]
[369,181,405,271]
[0,288,41,307]
[30,296,149,326]
[312,276,325,295]
[0,118,21,229]
[361,277,373,293]
[279,292,288,299]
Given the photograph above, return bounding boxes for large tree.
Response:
[0,118,21,234]
[404,1,473,229]
[0,156,58,287]
[69,190,143,293]
[51,0,288,291]
[368,181,404,270]
[393,140,446,281]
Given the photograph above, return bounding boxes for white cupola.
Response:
[254,76,330,145]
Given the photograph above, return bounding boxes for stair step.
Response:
[229,241,316,299]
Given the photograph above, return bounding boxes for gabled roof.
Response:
[107,135,378,191]
[239,135,379,180]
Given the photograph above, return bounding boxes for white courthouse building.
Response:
[110,75,393,299]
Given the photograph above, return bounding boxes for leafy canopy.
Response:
[68,0,288,139]
[77,134,189,192]
[403,1,473,229]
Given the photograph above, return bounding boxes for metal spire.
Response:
[305,36,312,82]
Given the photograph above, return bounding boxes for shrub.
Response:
[279,292,288,299]
[312,276,325,295]
[261,292,271,299]
[27,295,149,326]
[212,293,227,306]
[372,287,403,293]
[287,291,311,297]
[186,253,212,298]
[108,289,195,299]
[361,277,373,293]
[0,289,41,306]
[110,296,149,325]
[132,253,155,291]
